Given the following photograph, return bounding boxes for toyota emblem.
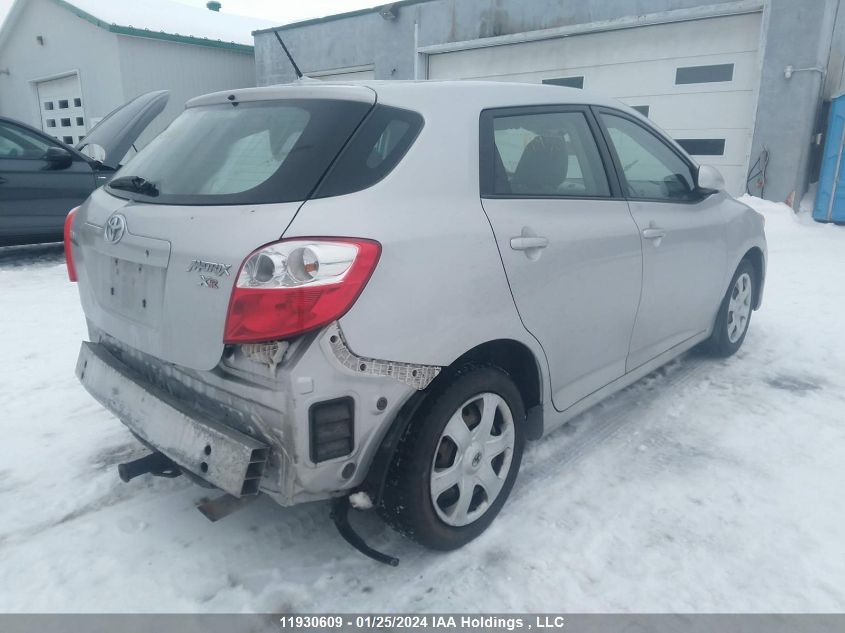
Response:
[104,214,127,244]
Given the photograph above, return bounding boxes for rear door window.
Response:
[0,122,53,159]
[481,110,611,197]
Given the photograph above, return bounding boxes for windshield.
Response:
[106,99,372,205]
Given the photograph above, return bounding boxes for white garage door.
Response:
[36,73,87,146]
[310,66,375,82]
[427,13,762,194]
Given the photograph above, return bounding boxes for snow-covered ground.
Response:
[1,197,843,613]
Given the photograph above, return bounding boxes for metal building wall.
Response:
[253,0,759,84]
[746,0,841,204]
[116,34,257,147]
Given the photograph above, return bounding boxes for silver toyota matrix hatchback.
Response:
[66,81,767,562]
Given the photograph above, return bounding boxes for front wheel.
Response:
[705,259,756,357]
[379,365,525,550]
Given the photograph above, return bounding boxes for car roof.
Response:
[188,79,629,114]
[359,79,622,109]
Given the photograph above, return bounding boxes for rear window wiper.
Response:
[108,175,160,197]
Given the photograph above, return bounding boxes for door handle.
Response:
[510,236,549,251]
[642,227,666,240]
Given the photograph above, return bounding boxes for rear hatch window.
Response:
[106,99,372,205]
[314,105,423,198]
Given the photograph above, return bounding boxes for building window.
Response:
[542,76,585,89]
[675,63,734,84]
[43,102,54,111]
[60,118,71,127]
[77,136,85,143]
[631,105,650,118]
[76,117,84,126]
[675,138,726,156]
[46,119,56,128]
[58,99,69,109]
[62,136,73,144]
[73,98,82,107]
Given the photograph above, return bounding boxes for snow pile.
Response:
[349,491,374,510]
[63,0,276,46]
[0,198,844,612]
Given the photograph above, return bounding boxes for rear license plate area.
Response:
[99,256,165,326]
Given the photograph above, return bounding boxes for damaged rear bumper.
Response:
[76,341,269,497]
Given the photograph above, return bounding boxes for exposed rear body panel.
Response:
[74,188,302,370]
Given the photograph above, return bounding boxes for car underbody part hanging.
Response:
[196,494,257,522]
[331,496,399,566]
[117,451,181,482]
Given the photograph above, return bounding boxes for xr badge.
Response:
[198,275,219,289]
[188,259,231,289]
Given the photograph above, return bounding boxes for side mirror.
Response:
[43,146,74,169]
[697,164,725,192]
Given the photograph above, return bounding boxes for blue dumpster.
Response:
[814,92,845,223]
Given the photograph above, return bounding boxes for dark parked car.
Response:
[0,91,168,246]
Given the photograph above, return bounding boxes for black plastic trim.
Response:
[361,390,428,505]
[309,396,355,464]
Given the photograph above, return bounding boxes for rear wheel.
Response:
[705,259,756,357]
[379,365,525,550]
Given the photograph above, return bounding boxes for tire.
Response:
[379,364,525,550]
[704,259,756,357]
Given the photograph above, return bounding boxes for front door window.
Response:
[600,113,698,201]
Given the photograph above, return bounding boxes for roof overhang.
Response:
[52,0,255,52]
[0,0,256,55]
[252,0,435,36]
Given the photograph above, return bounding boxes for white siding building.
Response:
[0,0,272,149]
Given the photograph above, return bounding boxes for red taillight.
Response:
[64,207,79,282]
[223,238,381,343]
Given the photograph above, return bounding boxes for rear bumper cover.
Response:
[76,341,269,497]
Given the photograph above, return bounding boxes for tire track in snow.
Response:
[518,352,715,487]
